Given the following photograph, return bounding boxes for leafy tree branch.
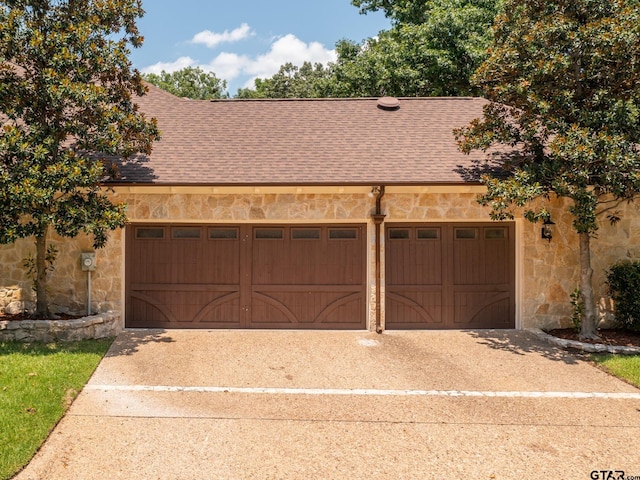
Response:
[456,0,640,339]
[0,0,160,317]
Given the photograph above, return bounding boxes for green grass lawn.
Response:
[0,339,112,480]
[592,354,640,388]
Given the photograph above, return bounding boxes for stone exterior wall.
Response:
[501,196,640,330]
[0,229,122,315]
[121,192,371,222]
[2,190,639,331]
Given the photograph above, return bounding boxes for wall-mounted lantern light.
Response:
[541,217,555,242]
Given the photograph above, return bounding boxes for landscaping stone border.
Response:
[528,328,640,355]
[0,311,121,343]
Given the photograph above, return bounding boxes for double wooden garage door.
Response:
[385,223,515,329]
[126,222,515,330]
[125,224,366,329]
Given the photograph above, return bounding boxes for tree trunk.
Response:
[579,231,599,340]
[34,228,50,319]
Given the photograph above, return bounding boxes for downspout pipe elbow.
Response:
[375,186,385,216]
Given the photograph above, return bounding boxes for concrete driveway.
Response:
[15,330,640,479]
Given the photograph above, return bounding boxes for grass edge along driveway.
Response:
[0,337,638,480]
[592,353,640,388]
[0,339,113,480]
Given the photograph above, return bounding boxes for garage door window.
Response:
[292,228,321,240]
[172,227,201,239]
[455,228,477,240]
[329,228,358,240]
[255,228,284,239]
[389,229,410,240]
[135,227,165,239]
[485,228,506,239]
[209,227,238,240]
[417,228,439,240]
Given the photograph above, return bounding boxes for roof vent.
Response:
[377,96,400,110]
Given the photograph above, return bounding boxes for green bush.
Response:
[606,261,640,331]
[569,288,583,333]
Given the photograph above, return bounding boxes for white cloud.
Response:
[243,34,336,78]
[206,52,252,81]
[139,33,336,92]
[141,56,197,74]
[191,23,253,48]
[204,34,337,88]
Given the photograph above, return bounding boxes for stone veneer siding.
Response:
[0,229,122,316]
[2,191,639,331]
[0,286,21,310]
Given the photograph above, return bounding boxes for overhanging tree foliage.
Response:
[0,0,159,317]
[236,0,502,98]
[142,66,228,100]
[343,0,502,97]
[455,0,640,339]
[235,62,334,99]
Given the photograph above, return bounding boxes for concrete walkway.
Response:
[16,330,640,479]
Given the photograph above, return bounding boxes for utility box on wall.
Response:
[81,252,97,271]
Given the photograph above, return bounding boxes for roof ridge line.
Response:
[209,96,483,103]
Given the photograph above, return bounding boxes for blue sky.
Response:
[130,1,391,95]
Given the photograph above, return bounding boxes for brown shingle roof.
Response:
[113,84,490,185]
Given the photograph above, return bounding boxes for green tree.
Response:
[235,62,334,98]
[455,0,640,339]
[236,0,501,99]
[143,66,228,99]
[352,0,433,24]
[334,0,501,97]
[0,0,159,317]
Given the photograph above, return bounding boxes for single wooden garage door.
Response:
[385,223,515,329]
[126,224,366,329]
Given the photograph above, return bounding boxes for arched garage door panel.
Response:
[126,224,365,329]
[126,225,242,328]
[385,223,515,329]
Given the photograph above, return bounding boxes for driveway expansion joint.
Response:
[84,384,640,399]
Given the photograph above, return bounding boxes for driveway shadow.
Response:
[105,329,175,357]
[467,330,583,365]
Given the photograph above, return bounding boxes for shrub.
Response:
[606,261,640,331]
[569,288,583,333]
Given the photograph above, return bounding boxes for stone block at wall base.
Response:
[5,300,35,315]
[0,311,121,343]
[1,287,24,311]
